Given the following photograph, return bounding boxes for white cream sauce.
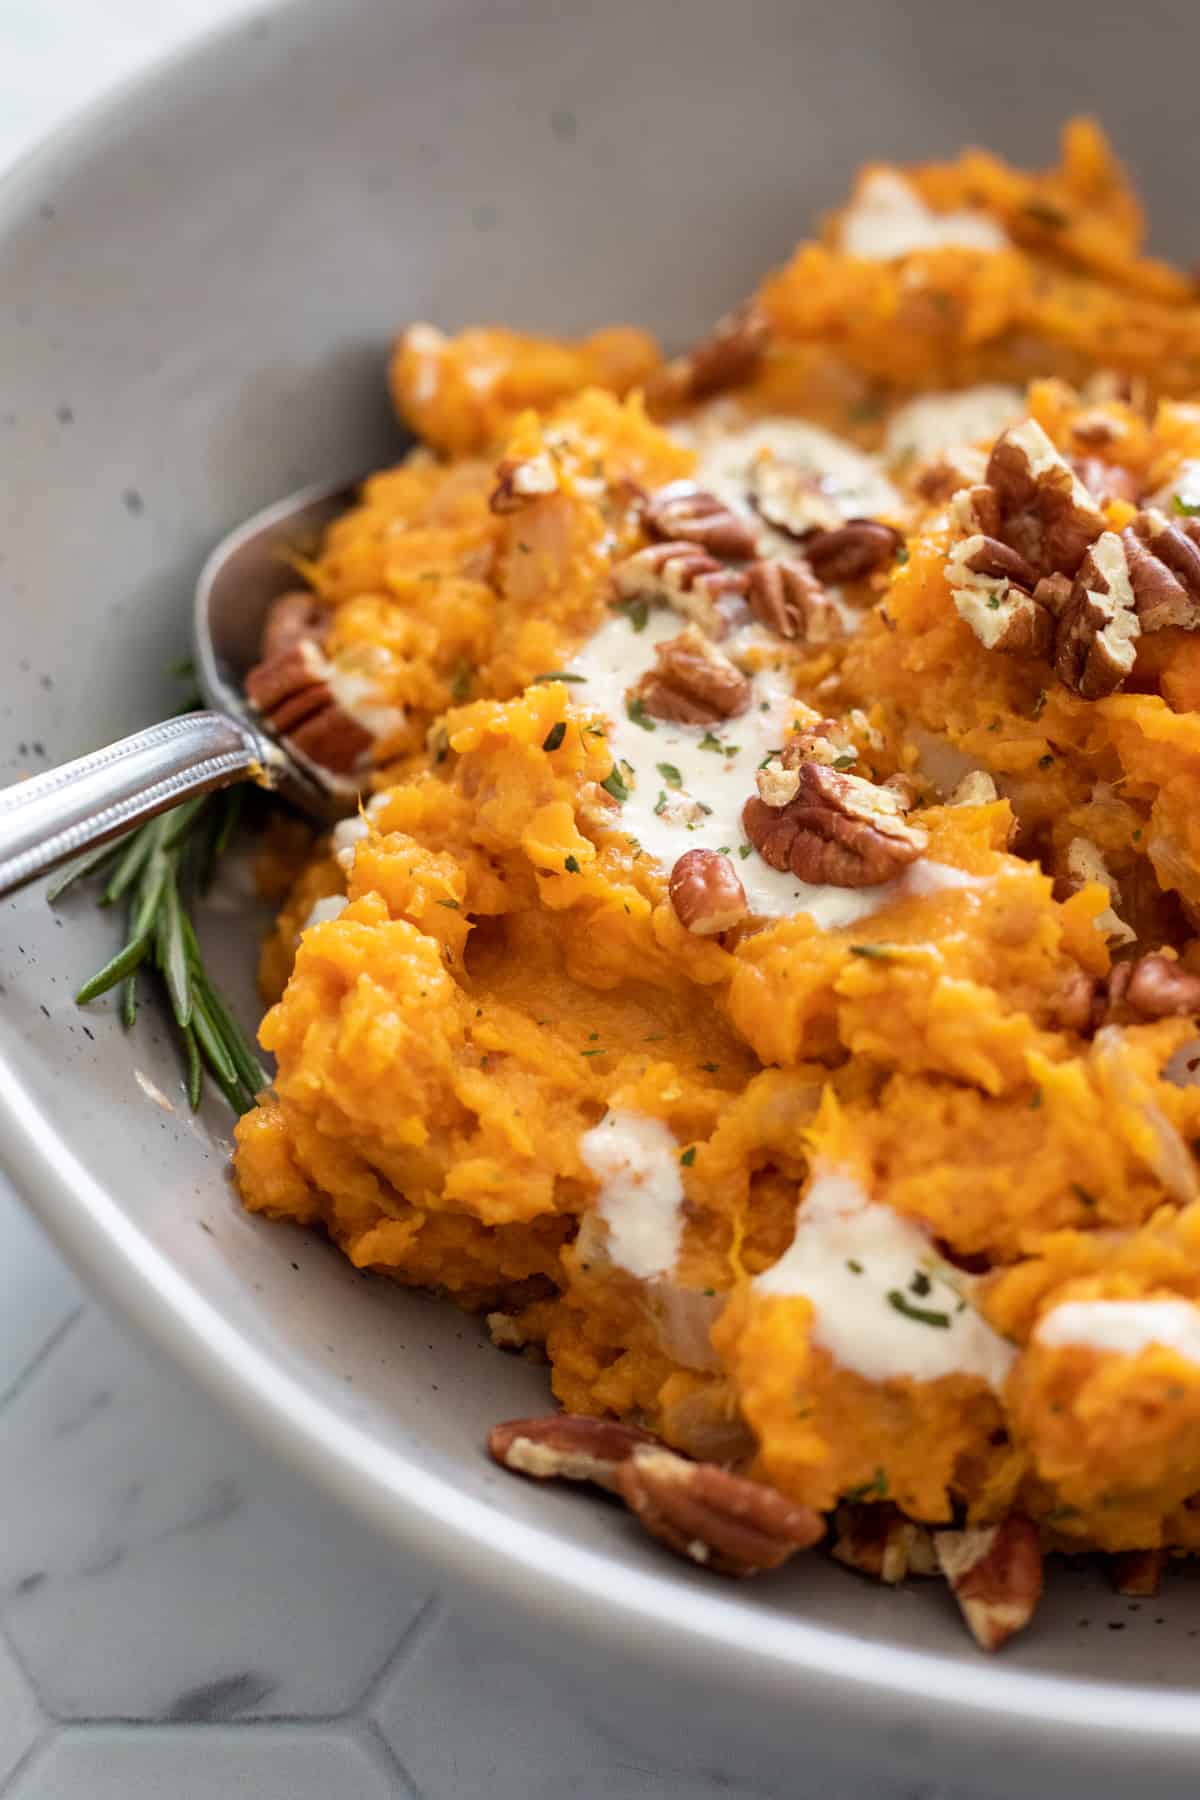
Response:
[1035,1298,1200,1364]
[754,1165,1016,1388]
[569,608,975,924]
[686,417,901,542]
[841,170,1010,260]
[1152,457,1200,517]
[325,665,406,742]
[579,1108,684,1280]
[302,894,349,932]
[884,385,1023,465]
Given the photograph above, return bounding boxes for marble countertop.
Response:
[0,8,984,1796]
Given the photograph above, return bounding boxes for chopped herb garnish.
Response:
[656,762,682,789]
[680,1146,697,1167]
[1173,494,1200,519]
[601,766,630,802]
[894,545,909,566]
[832,754,856,770]
[580,1047,606,1057]
[431,726,449,764]
[450,660,473,702]
[1071,1182,1097,1207]
[700,1061,720,1073]
[436,897,461,910]
[699,731,724,752]
[844,1466,889,1502]
[653,790,669,816]
[1030,1087,1043,1110]
[626,695,657,732]
[849,394,884,424]
[847,1258,864,1275]
[610,595,650,632]
[1032,689,1048,719]
[886,1290,951,1328]
[1132,828,1142,842]
[532,670,587,684]
[542,721,566,752]
[910,1270,932,1297]
[564,855,581,874]
[738,843,753,860]
[723,744,740,758]
[850,943,893,959]
[986,595,1002,610]
[1024,199,1069,230]
[1038,753,1054,769]
[517,541,532,553]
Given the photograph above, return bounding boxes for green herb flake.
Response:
[1173,493,1200,519]
[431,726,450,765]
[738,843,753,860]
[886,1290,951,1329]
[850,943,893,960]
[580,1047,606,1057]
[910,1269,933,1297]
[626,695,657,732]
[564,855,581,874]
[1038,753,1055,769]
[847,1258,864,1275]
[1030,1088,1043,1110]
[894,545,910,566]
[832,754,856,770]
[601,767,630,803]
[531,670,587,685]
[542,721,567,752]
[610,595,650,632]
[436,897,461,910]
[1024,200,1069,230]
[450,660,473,703]
[680,1146,697,1167]
[700,1061,720,1073]
[699,731,724,752]
[656,759,682,787]
[1071,1182,1097,1207]
[844,1467,889,1502]
[653,790,669,817]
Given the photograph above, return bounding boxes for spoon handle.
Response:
[0,712,281,898]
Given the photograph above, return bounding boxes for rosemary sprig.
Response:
[51,787,267,1114]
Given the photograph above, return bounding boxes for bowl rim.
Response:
[2,2,1199,1775]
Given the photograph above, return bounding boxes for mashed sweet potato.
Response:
[235,123,1200,1625]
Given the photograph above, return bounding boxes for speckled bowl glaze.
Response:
[2,3,1200,1791]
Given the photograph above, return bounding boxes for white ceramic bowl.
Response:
[2,3,1199,1790]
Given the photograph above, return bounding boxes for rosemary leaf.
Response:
[156,873,192,1029]
[101,816,163,906]
[75,932,152,1004]
[183,1025,203,1110]
[46,839,121,902]
[121,973,138,1029]
[193,972,266,1098]
[190,986,244,1097]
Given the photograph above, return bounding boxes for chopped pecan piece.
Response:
[611,542,749,638]
[912,447,988,505]
[617,1446,824,1577]
[947,534,1053,656]
[746,558,840,643]
[1107,952,1200,1021]
[934,1516,1044,1652]
[642,481,757,560]
[804,520,902,583]
[1054,531,1140,699]
[488,1414,659,1494]
[669,848,748,935]
[647,300,770,411]
[259,590,332,663]
[743,761,928,888]
[831,1504,938,1584]
[749,455,844,537]
[244,638,374,775]
[1109,1548,1166,1597]
[1060,837,1136,947]
[489,450,558,513]
[1047,966,1103,1035]
[628,626,752,724]
[985,419,1107,578]
[948,770,999,807]
[755,757,802,809]
[1123,509,1200,632]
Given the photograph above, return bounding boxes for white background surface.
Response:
[0,5,980,1795]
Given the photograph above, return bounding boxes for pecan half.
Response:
[1109,1548,1165,1597]
[985,419,1106,578]
[489,450,558,514]
[244,639,374,774]
[642,481,757,560]
[1123,509,1200,632]
[912,448,988,505]
[804,520,902,583]
[934,1516,1044,1652]
[669,848,748,935]
[1047,966,1103,1035]
[611,542,749,638]
[488,1414,659,1493]
[648,300,770,411]
[1107,952,1200,1021]
[628,626,751,724]
[743,761,928,888]
[947,533,1053,656]
[746,558,840,643]
[831,1504,938,1584]
[1054,531,1140,699]
[617,1445,824,1576]
[749,455,844,537]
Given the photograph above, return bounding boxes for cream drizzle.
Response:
[1035,1298,1200,1364]
[840,170,1010,260]
[754,1165,1015,1388]
[579,1108,684,1280]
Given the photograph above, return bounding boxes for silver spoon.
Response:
[0,478,360,897]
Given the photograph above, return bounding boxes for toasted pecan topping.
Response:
[1046,966,1103,1036]
[669,848,748,935]
[831,1504,938,1585]
[628,625,752,724]
[804,520,902,583]
[755,758,802,808]
[648,300,770,412]
[934,1516,1044,1652]
[912,447,988,505]
[244,637,374,775]
[1054,531,1140,698]
[1107,952,1200,1021]
[642,481,757,560]
[617,1446,824,1577]
[985,419,1107,579]
[1123,509,1200,632]
[1060,837,1136,947]
[746,558,840,643]
[488,1413,660,1493]
[948,770,999,807]
[259,590,332,663]
[743,761,928,889]
[489,450,559,514]
[1109,1548,1166,1597]
[749,456,845,537]
[611,541,750,638]
[947,534,1053,657]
